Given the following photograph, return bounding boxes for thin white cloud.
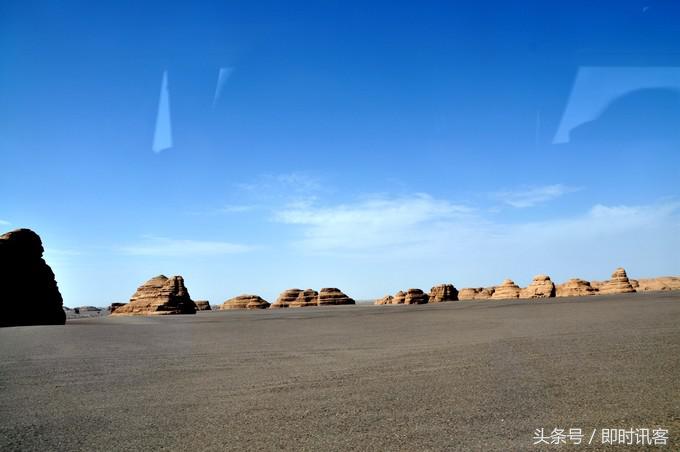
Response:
[494,184,579,208]
[119,236,254,257]
[215,205,258,213]
[0,219,10,226]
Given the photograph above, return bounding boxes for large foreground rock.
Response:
[113,275,197,315]
[458,287,495,300]
[556,279,598,297]
[597,268,636,295]
[519,275,555,299]
[491,279,521,299]
[317,288,355,305]
[221,295,270,310]
[403,288,429,304]
[428,284,458,302]
[0,228,65,327]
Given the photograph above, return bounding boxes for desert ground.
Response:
[1,292,679,451]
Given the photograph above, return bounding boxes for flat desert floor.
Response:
[1,292,679,451]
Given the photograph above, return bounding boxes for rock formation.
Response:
[556,279,598,297]
[194,300,211,311]
[317,288,355,305]
[519,275,556,299]
[270,289,302,308]
[490,279,521,299]
[630,276,680,292]
[375,295,394,305]
[0,228,66,327]
[290,289,319,307]
[109,302,127,313]
[596,268,636,294]
[403,288,429,304]
[458,287,495,300]
[220,294,270,310]
[112,275,197,315]
[428,284,458,302]
[392,291,406,304]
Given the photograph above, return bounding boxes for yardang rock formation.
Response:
[194,300,211,311]
[317,288,355,305]
[519,275,556,299]
[556,279,598,297]
[221,294,270,310]
[491,279,521,299]
[458,287,495,300]
[0,228,66,327]
[112,275,197,315]
[596,268,636,295]
[271,288,319,308]
[428,284,458,302]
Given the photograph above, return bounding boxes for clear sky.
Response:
[1,0,679,307]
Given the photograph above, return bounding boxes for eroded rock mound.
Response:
[428,284,458,302]
[109,302,127,313]
[271,289,302,308]
[556,279,598,297]
[491,279,521,299]
[597,268,636,295]
[519,275,556,299]
[290,289,319,307]
[392,291,406,304]
[221,294,270,310]
[112,275,196,315]
[403,288,429,304]
[458,287,495,300]
[194,300,211,311]
[375,295,394,305]
[318,288,355,305]
[631,276,680,292]
[0,228,66,327]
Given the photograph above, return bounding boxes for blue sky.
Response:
[1,0,679,307]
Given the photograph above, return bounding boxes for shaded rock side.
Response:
[491,279,521,299]
[519,275,556,299]
[556,279,599,297]
[597,268,636,295]
[403,288,429,304]
[428,284,458,302]
[220,294,270,310]
[458,287,495,300]
[317,288,355,305]
[0,228,66,327]
[112,275,197,315]
[194,300,211,311]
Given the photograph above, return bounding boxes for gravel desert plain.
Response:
[1,291,679,451]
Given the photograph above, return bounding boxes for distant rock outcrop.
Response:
[428,284,458,302]
[290,289,319,307]
[491,279,521,299]
[392,291,406,304]
[403,288,429,304]
[556,279,599,297]
[220,294,270,310]
[194,300,211,311]
[519,275,556,299]
[374,295,394,305]
[632,276,680,292]
[112,275,197,315]
[271,289,302,308]
[596,268,636,295]
[318,288,355,305]
[109,302,127,313]
[0,228,66,327]
[458,287,495,300]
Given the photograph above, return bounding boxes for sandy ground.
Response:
[1,292,679,451]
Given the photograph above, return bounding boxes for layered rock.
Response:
[631,276,680,292]
[194,300,211,311]
[556,279,598,297]
[0,228,66,327]
[112,275,196,315]
[317,288,355,305]
[403,288,429,304]
[392,291,406,304]
[220,295,270,310]
[289,289,319,307]
[458,287,495,300]
[428,284,458,302]
[374,295,394,305]
[490,279,521,299]
[519,275,556,299]
[271,289,302,308]
[597,268,636,295]
[109,302,127,313]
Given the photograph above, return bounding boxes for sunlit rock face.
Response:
[556,279,598,297]
[519,275,556,299]
[490,279,521,300]
[596,268,636,295]
[0,228,66,327]
[112,275,197,315]
[428,284,458,302]
[220,294,270,310]
[458,287,495,300]
[374,295,394,305]
[317,288,355,306]
[271,288,319,308]
[403,288,429,305]
[632,276,680,292]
